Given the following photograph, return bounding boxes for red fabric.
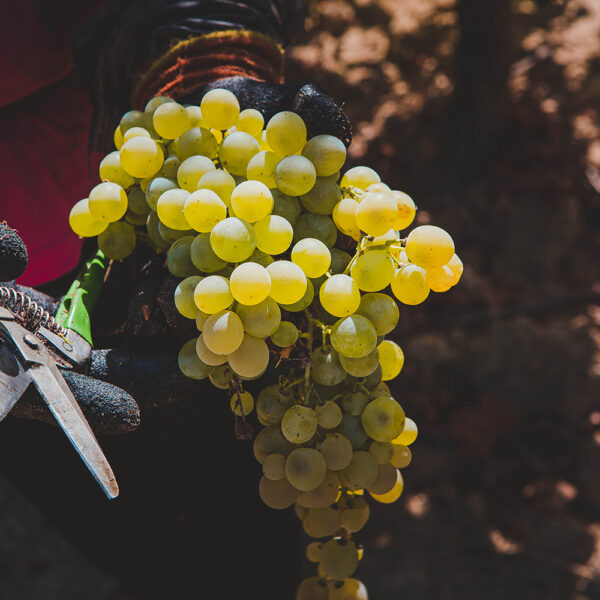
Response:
[0,1,103,285]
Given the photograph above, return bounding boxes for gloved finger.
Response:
[182,76,352,146]
[0,222,28,281]
[9,370,140,436]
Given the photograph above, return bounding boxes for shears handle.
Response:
[54,249,109,346]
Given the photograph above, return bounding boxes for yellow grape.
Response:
[319,274,360,317]
[227,334,270,378]
[350,250,395,292]
[183,189,227,232]
[177,155,215,192]
[341,165,381,190]
[120,136,163,178]
[246,150,281,188]
[253,215,294,255]
[144,96,175,126]
[99,151,135,188]
[274,155,316,196]
[230,180,273,223]
[266,111,307,156]
[393,417,418,446]
[88,182,128,222]
[368,463,398,495]
[369,469,403,503]
[113,125,124,150]
[391,264,430,305]
[405,224,455,269]
[176,126,218,160]
[378,340,405,381]
[229,262,271,305]
[446,253,463,284]
[332,198,360,239]
[390,190,416,230]
[174,275,203,319]
[197,169,236,206]
[184,105,206,128]
[230,390,254,416]
[210,217,256,262]
[355,192,398,237]
[259,475,298,509]
[123,126,151,142]
[330,314,377,359]
[219,131,260,175]
[301,134,347,177]
[291,238,331,278]
[237,108,264,137]
[367,182,391,193]
[69,199,108,237]
[195,334,227,366]
[390,444,412,468]
[193,275,233,314]
[202,310,244,355]
[200,88,240,130]
[266,261,307,304]
[426,265,454,292]
[156,188,191,230]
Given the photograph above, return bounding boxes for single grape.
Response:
[368,462,398,495]
[332,198,360,239]
[229,180,274,223]
[120,136,163,178]
[378,340,404,380]
[227,334,270,378]
[194,276,233,314]
[330,248,353,274]
[178,338,212,379]
[256,386,293,427]
[342,391,371,416]
[369,469,403,503]
[236,297,280,338]
[391,264,430,305]
[310,347,346,386]
[361,397,405,442]
[184,105,205,128]
[200,88,240,130]
[306,541,323,563]
[146,211,169,249]
[367,182,391,193]
[166,236,197,277]
[446,253,463,284]
[291,238,331,278]
[279,278,314,312]
[152,102,191,139]
[330,314,377,358]
[145,177,177,211]
[266,111,307,156]
[303,506,342,538]
[393,417,418,446]
[339,451,378,490]
[143,96,174,127]
[390,190,416,230]
[98,221,136,259]
[195,334,227,366]
[336,415,368,450]
[293,213,338,248]
[296,578,329,600]
[208,363,232,389]
[285,447,326,491]
[350,250,395,292]
[390,444,412,468]
[316,401,342,429]
[405,224,455,269]
[281,405,318,444]
[174,275,203,319]
[317,433,353,471]
[229,262,271,306]
[339,348,380,378]
[300,177,341,215]
[197,169,236,206]
[319,274,360,318]
[355,192,398,237]
[219,131,260,175]
[190,233,227,273]
[253,426,294,462]
[177,155,215,192]
[210,217,256,262]
[297,471,340,508]
[246,150,280,188]
[369,441,394,464]
[184,189,227,232]
[271,189,302,225]
[301,134,347,177]
[230,390,254,416]
[266,261,307,304]
[156,188,190,230]
[259,475,298,510]
[88,182,128,222]
[271,321,299,347]
[119,109,146,134]
[357,293,399,335]
[340,166,381,191]
[320,539,360,580]
[113,125,124,149]
[99,151,135,189]
[253,215,294,255]
[426,265,454,292]
[274,155,316,196]
[159,155,181,179]
[202,310,244,355]
[176,126,218,160]
[69,199,108,237]
[237,108,264,137]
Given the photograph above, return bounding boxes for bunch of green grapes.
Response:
[69,88,462,600]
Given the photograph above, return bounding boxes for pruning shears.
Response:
[0,250,119,499]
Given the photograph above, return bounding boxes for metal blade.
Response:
[29,363,119,499]
[0,342,30,421]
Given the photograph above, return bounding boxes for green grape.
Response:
[237,108,264,137]
[446,253,463,284]
[219,131,260,175]
[123,207,148,225]
[194,275,233,314]
[159,154,181,179]
[271,189,302,225]
[177,155,215,192]
[331,314,378,358]
[300,177,341,215]
[254,426,294,463]
[339,451,378,490]
[210,217,256,262]
[336,415,368,450]
[158,221,194,245]
[266,111,307,156]
[236,297,281,338]
[291,238,331,278]
[176,126,218,160]
[88,182,128,222]
[174,275,203,318]
[266,261,307,304]
[340,165,381,191]
[361,397,405,442]
[196,334,227,366]
[390,190,416,230]
[145,177,177,211]
[350,250,395,292]
[369,441,393,464]
[368,462,398,495]
[229,262,271,305]
[120,136,163,178]
[301,134,346,177]
[293,213,337,248]
[370,382,391,398]
[330,248,352,274]
[202,310,244,355]
[363,364,383,390]
[197,169,236,206]
[146,211,169,249]
[319,274,360,318]
[200,88,240,130]
[378,340,404,381]
[274,155,316,196]
[243,248,273,268]
[332,197,360,239]
[310,347,346,386]
[69,199,108,237]
[296,578,329,600]
[98,221,136,259]
[127,187,150,215]
[183,189,227,233]
[391,264,429,305]
[297,471,340,508]
[317,433,353,471]
[178,338,212,379]
[256,386,293,427]
[156,188,190,230]
[246,150,281,188]
[166,236,197,277]
[208,363,232,389]
[340,496,370,533]
[285,447,326,491]
[390,444,412,468]
[259,475,298,509]
[426,265,454,292]
[303,506,342,539]
[369,469,403,504]
[405,224,455,269]
[230,390,254,416]
[253,215,294,255]
[279,278,314,312]
[271,321,299,347]
[227,334,270,378]
[190,233,227,273]
[99,151,135,188]
[262,453,286,480]
[316,401,342,429]
[342,391,370,416]
[329,579,369,600]
[339,348,379,378]
[306,541,323,562]
[357,293,399,335]
[393,417,418,446]
[143,96,174,127]
[281,405,318,444]
[355,192,398,237]
[119,109,146,134]
[230,180,273,223]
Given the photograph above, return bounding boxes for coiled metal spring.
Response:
[0,287,67,336]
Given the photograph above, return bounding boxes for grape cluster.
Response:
[69,88,462,599]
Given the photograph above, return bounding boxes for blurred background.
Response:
[1,0,600,598]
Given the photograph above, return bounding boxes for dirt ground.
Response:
[1,1,599,598]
